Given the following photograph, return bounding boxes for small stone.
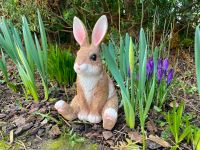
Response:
[102,131,113,140]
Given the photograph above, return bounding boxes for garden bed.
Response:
[0,50,199,150]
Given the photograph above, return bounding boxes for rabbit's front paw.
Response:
[54,100,69,113]
[78,111,88,121]
[87,114,102,123]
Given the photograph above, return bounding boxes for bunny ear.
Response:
[91,15,108,46]
[73,16,89,46]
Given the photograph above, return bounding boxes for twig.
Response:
[61,117,71,127]
[114,125,126,143]
[16,140,27,150]
[36,135,43,141]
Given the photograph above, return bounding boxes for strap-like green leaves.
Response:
[195,25,200,99]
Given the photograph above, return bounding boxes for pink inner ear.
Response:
[93,26,103,45]
[73,17,87,46]
[74,26,85,45]
[92,15,108,46]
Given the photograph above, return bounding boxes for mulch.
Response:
[0,50,199,150]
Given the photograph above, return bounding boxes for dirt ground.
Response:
[0,50,199,150]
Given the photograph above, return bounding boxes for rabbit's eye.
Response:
[90,54,97,61]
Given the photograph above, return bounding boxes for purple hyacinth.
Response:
[157,68,163,84]
[167,69,174,86]
[146,57,154,79]
[157,58,162,69]
[163,58,169,72]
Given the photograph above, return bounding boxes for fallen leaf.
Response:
[128,131,142,143]
[0,121,7,127]
[10,130,14,144]
[169,101,179,108]
[149,134,171,148]
[102,131,113,140]
[0,113,6,119]
[106,140,114,146]
[29,107,38,113]
[41,118,48,125]
[13,116,26,126]
[49,125,61,138]
[146,120,158,133]
[14,127,23,136]
[147,139,161,149]
[85,132,99,138]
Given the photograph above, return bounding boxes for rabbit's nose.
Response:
[77,63,82,70]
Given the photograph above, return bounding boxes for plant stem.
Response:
[118,0,121,35]
[140,1,144,28]
[142,127,146,150]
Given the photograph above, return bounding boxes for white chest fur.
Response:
[79,75,101,102]
[79,74,115,103]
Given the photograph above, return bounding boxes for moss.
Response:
[41,129,98,150]
[0,140,10,149]
[41,138,98,150]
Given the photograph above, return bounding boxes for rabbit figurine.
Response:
[54,15,118,130]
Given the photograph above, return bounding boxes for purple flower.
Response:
[146,57,154,79]
[128,66,130,77]
[163,58,169,72]
[157,58,162,69]
[167,69,174,86]
[137,73,140,80]
[157,68,163,84]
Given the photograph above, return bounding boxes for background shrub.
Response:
[1,0,199,47]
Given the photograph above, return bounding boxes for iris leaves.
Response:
[102,28,158,149]
[0,10,48,101]
[195,25,200,99]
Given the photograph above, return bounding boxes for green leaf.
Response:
[129,37,134,73]
[195,25,200,98]
[0,50,8,82]
[178,126,191,143]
